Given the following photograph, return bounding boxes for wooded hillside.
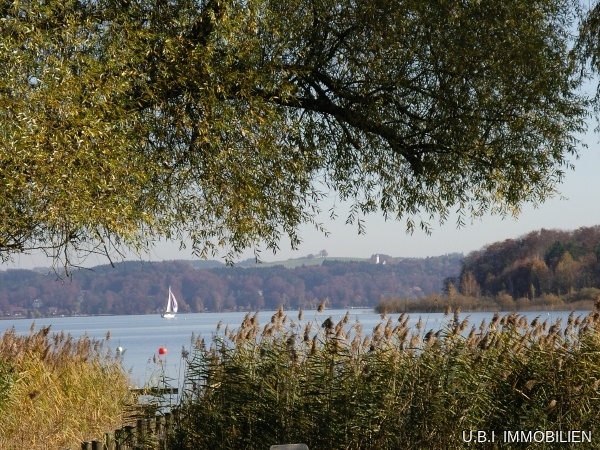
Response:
[454,226,600,300]
[0,255,462,316]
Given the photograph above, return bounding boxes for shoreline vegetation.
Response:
[169,303,600,449]
[375,290,599,315]
[3,303,600,448]
[0,325,137,450]
[4,226,600,319]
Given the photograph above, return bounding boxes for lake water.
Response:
[0,308,587,389]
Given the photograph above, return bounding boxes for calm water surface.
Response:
[0,309,587,388]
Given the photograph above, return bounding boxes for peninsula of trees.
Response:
[377,225,600,313]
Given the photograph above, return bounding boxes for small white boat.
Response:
[161,286,178,319]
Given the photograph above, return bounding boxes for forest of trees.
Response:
[0,255,462,316]
[449,226,600,301]
[374,226,600,314]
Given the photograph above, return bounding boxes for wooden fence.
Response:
[76,388,179,450]
[78,412,176,450]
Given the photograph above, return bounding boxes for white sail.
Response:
[162,286,178,318]
[169,288,178,313]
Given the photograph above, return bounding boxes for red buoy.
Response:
[158,347,167,355]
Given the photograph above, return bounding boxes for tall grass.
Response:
[170,305,600,449]
[376,291,598,314]
[0,324,136,450]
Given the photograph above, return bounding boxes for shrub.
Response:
[569,287,600,302]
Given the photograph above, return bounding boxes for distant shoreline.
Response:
[0,313,117,320]
[1,301,595,322]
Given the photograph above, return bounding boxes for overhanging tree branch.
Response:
[0,0,588,271]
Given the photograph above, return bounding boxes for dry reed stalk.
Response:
[416,317,423,332]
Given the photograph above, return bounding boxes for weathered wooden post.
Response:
[164,412,173,437]
[147,417,155,434]
[104,432,116,450]
[118,425,134,450]
[156,415,166,450]
[136,418,145,444]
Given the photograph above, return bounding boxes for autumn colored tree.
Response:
[459,271,480,298]
[554,251,580,294]
[0,0,587,270]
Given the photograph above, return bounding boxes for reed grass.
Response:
[170,305,600,449]
[376,292,596,314]
[0,324,136,450]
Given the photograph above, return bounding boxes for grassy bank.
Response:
[0,325,136,450]
[169,305,600,449]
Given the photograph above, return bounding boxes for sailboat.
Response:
[161,286,178,318]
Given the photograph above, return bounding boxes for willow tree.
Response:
[0,0,587,269]
[578,1,600,108]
